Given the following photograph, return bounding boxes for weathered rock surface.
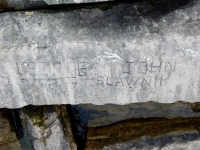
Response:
[0,105,199,150]
[21,106,74,150]
[85,117,200,149]
[1,1,200,107]
[100,132,200,150]
[68,102,200,127]
[67,103,200,149]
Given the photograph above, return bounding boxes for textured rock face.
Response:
[90,131,200,150]
[1,1,200,107]
[85,118,200,150]
[21,106,73,150]
[67,103,200,149]
[68,102,200,127]
[0,105,199,150]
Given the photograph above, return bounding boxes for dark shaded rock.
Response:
[67,105,88,150]
[0,0,114,11]
[0,109,22,150]
[68,102,200,127]
[67,102,200,149]
[0,0,13,11]
[86,117,200,149]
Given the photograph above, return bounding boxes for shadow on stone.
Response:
[0,109,22,150]
[67,105,88,150]
[10,109,23,139]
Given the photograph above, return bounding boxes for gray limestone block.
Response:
[0,1,200,107]
[21,106,71,150]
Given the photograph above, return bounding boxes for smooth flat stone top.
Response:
[0,1,200,108]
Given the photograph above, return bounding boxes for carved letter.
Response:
[125,76,140,86]
[115,77,124,86]
[151,61,162,73]
[142,77,151,87]
[138,62,148,74]
[106,77,113,86]
[97,76,104,85]
[165,61,176,72]
[78,62,87,76]
[123,62,134,74]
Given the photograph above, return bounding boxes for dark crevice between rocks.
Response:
[10,109,23,139]
[0,109,21,149]
[10,108,35,150]
[67,105,88,150]
[55,105,77,150]
[0,109,18,137]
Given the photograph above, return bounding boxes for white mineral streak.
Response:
[1,1,200,108]
[184,49,199,58]
[103,52,122,62]
[43,0,112,4]
[97,52,122,62]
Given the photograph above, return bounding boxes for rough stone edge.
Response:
[0,0,113,11]
[55,105,77,150]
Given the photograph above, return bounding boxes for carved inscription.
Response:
[97,60,176,89]
[17,61,86,95]
[17,62,87,78]
[17,59,176,94]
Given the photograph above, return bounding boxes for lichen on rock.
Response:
[21,105,73,150]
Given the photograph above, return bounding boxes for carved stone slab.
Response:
[0,1,200,108]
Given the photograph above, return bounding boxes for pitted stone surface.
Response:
[0,1,200,107]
